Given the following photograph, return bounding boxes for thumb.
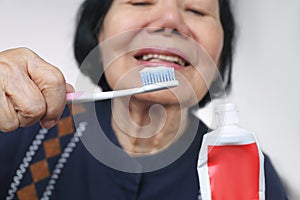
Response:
[66,83,75,94]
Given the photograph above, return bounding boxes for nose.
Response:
[147,3,191,37]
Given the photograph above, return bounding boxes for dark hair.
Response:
[74,0,235,107]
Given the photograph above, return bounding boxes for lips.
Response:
[134,48,191,70]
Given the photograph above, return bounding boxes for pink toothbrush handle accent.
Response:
[66,91,84,101]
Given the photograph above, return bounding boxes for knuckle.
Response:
[16,47,36,58]
[43,68,66,90]
[17,47,33,54]
[2,47,36,60]
[48,67,65,84]
[43,99,65,120]
[21,101,46,119]
[17,101,46,128]
[32,103,47,117]
[0,48,36,72]
[0,120,19,133]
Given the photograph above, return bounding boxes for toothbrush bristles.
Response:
[140,66,176,85]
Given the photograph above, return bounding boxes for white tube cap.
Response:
[214,103,239,127]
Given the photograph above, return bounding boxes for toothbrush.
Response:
[66,66,179,104]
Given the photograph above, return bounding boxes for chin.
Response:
[133,90,179,105]
[131,89,199,109]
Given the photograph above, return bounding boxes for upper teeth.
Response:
[141,54,186,66]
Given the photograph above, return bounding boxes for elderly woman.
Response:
[0,0,287,199]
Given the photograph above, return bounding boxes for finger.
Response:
[0,51,46,130]
[0,48,67,129]
[66,83,75,94]
[27,56,67,129]
[3,65,46,127]
[0,90,19,132]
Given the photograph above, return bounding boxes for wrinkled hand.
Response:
[0,48,74,132]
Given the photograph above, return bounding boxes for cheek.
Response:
[192,23,224,64]
[103,66,118,89]
[98,14,140,90]
[102,59,128,90]
[103,56,142,90]
[100,10,147,42]
[181,70,212,104]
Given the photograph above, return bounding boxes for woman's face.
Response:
[98,0,224,107]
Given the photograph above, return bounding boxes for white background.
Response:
[0,0,299,199]
[231,1,300,199]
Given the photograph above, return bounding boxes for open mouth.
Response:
[134,48,191,69]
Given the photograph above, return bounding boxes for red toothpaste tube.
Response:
[197,103,265,200]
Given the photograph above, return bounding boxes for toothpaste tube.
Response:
[197,103,265,200]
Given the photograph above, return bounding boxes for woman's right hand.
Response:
[0,48,73,132]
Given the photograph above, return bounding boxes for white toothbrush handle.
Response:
[66,81,178,104]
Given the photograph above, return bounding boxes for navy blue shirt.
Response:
[0,100,288,199]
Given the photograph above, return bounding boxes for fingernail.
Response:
[43,120,56,129]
